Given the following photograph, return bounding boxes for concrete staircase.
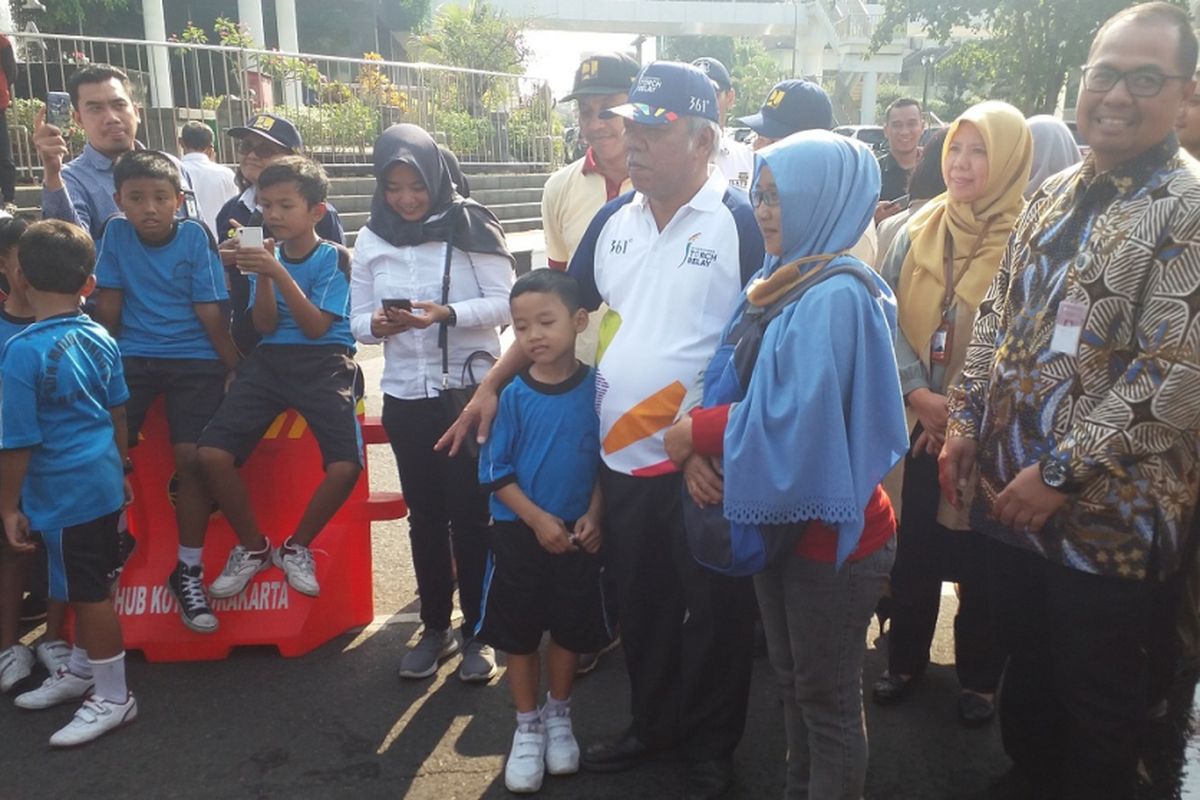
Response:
[11,168,552,251]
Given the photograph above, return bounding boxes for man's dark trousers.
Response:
[600,465,757,761]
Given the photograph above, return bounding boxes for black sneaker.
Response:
[19,594,47,624]
[166,562,218,634]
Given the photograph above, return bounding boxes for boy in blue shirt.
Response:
[476,269,609,794]
[0,220,137,746]
[198,156,362,600]
[93,150,240,635]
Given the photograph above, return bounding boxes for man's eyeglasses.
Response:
[1081,65,1191,97]
[750,189,780,208]
[237,138,288,158]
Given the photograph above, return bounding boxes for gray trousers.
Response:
[754,536,895,800]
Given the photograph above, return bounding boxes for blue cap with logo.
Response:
[227,113,304,152]
[737,80,833,139]
[602,62,720,126]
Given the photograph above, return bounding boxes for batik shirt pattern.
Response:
[947,137,1200,580]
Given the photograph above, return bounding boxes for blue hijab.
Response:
[707,130,908,567]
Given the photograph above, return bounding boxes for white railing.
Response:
[4,32,560,169]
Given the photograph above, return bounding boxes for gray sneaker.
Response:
[398,628,460,679]
[458,638,498,683]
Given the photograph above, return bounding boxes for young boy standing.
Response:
[0,220,137,745]
[476,270,610,794]
[198,156,362,599]
[93,150,240,635]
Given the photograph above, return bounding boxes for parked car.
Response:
[1064,121,1091,156]
[833,124,886,149]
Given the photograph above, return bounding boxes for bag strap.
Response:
[438,202,458,390]
[732,260,879,391]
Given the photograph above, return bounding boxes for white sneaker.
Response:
[0,645,34,692]
[543,712,580,775]
[14,665,93,710]
[504,724,547,793]
[208,545,271,599]
[49,694,138,747]
[273,540,319,596]
[35,639,70,673]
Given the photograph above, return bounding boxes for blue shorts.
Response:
[40,511,121,603]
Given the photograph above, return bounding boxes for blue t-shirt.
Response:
[479,365,600,522]
[0,313,128,531]
[248,241,354,348]
[0,306,33,349]
[94,217,228,360]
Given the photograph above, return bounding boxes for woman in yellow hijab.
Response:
[873,101,1032,725]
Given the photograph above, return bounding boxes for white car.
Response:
[833,124,886,150]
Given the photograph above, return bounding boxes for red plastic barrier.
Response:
[112,402,405,662]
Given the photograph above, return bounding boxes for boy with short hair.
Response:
[476,269,609,794]
[93,150,240,635]
[1,220,137,745]
[198,156,362,599]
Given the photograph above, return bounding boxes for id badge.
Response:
[1050,300,1087,356]
[930,318,953,364]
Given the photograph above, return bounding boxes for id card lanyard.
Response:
[931,222,992,365]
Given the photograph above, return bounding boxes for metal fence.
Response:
[4,31,560,172]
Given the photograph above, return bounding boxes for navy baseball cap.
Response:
[737,80,833,139]
[227,113,304,152]
[603,62,720,126]
[561,52,640,103]
[692,57,733,93]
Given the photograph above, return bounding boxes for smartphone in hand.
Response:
[46,92,71,129]
[381,298,412,312]
[239,226,264,249]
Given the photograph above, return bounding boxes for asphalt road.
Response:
[3,334,1197,799]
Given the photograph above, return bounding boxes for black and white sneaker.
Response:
[166,561,218,634]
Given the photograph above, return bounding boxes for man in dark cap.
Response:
[542,52,639,364]
[738,78,834,150]
[692,56,754,188]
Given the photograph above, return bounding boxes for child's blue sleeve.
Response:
[0,343,42,449]
[309,247,350,319]
[93,222,124,291]
[190,225,229,304]
[478,387,519,492]
[104,344,130,408]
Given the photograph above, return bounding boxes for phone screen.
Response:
[382,298,412,312]
[46,92,71,129]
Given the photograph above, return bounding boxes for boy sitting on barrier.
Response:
[198,156,361,600]
[476,270,609,794]
[93,151,240,635]
[1,220,138,745]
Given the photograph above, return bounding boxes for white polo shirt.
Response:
[569,169,763,476]
[716,133,755,189]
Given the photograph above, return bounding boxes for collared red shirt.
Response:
[180,151,238,239]
[568,168,764,476]
[947,136,1200,581]
[541,148,632,270]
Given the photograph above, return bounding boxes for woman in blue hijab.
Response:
[665,130,908,797]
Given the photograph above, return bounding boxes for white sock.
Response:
[68,645,91,679]
[178,546,203,568]
[542,691,570,719]
[89,652,127,703]
[516,709,542,730]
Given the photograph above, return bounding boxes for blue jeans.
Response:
[754,537,896,800]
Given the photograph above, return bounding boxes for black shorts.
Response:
[475,519,613,656]
[124,356,227,445]
[39,511,121,603]
[198,344,362,468]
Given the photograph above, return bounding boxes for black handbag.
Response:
[437,204,495,458]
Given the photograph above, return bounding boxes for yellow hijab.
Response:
[897,101,1032,357]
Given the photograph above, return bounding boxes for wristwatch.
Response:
[445,306,458,327]
[1039,456,1074,492]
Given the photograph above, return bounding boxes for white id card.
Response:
[1049,300,1086,356]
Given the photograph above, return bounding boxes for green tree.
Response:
[412,0,530,74]
[871,0,1184,114]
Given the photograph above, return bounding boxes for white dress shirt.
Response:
[180,151,238,239]
[350,226,513,400]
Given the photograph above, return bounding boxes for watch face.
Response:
[1042,460,1068,488]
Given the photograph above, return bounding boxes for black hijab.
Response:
[366,124,512,267]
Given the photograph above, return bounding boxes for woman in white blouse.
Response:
[350,124,514,683]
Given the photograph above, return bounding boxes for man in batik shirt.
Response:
[940,4,1200,798]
